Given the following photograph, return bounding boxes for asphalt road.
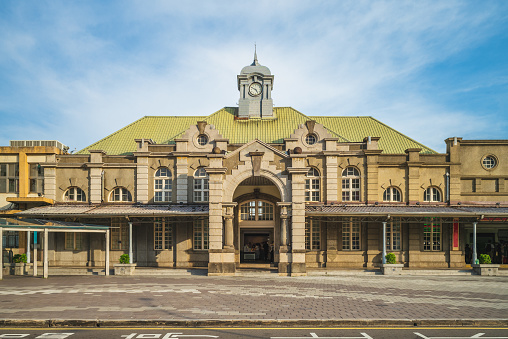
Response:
[0,328,507,339]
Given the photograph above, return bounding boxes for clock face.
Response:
[249,82,262,96]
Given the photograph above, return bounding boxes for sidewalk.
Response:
[1,274,507,327]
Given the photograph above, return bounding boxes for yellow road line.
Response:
[1,327,507,330]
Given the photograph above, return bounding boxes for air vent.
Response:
[10,140,67,150]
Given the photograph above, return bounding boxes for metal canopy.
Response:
[305,205,508,223]
[0,217,110,232]
[0,217,110,280]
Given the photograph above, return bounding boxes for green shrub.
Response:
[119,254,130,264]
[385,252,396,264]
[13,253,27,263]
[479,254,491,264]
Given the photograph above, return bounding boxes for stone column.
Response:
[277,203,291,275]
[288,156,308,276]
[206,156,233,276]
[224,216,233,246]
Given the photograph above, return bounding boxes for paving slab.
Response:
[0,275,507,327]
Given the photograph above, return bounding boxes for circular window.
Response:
[305,134,317,145]
[482,155,497,169]
[197,134,208,146]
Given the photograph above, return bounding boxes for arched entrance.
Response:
[232,176,281,270]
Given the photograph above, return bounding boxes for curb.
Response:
[1,319,508,328]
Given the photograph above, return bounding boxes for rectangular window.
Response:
[2,231,19,248]
[342,217,361,250]
[305,178,320,202]
[64,232,83,250]
[0,163,19,194]
[154,217,172,250]
[423,217,441,251]
[305,219,321,250]
[193,219,209,250]
[386,218,401,251]
[111,218,129,250]
[29,163,44,194]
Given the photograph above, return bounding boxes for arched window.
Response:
[342,167,360,201]
[305,168,320,202]
[64,187,86,202]
[193,168,209,202]
[423,187,441,202]
[154,167,172,202]
[240,200,274,221]
[110,187,132,202]
[383,186,402,202]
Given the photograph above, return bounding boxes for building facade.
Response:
[2,55,508,275]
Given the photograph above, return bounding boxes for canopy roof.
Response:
[15,204,209,218]
[0,217,109,231]
[306,205,508,219]
[78,107,436,155]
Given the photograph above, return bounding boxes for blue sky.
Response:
[0,1,507,153]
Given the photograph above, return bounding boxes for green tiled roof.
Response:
[78,107,435,155]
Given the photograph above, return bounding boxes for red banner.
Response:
[453,218,459,250]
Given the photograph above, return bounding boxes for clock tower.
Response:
[237,50,274,118]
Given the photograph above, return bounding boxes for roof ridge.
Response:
[367,116,437,154]
[77,116,149,154]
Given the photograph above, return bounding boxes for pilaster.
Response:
[325,156,338,202]
[135,158,149,203]
[87,150,105,204]
[43,165,56,201]
[446,137,462,203]
[405,148,422,204]
[364,149,382,203]
[176,156,188,203]
[289,161,307,276]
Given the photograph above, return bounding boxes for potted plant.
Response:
[13,253,27,276]
[114,254,136,275]
[380,252,404,275]
[472,254,499,276]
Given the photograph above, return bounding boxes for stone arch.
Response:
[223,168,289,203]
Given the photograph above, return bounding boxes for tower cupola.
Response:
[237,49,274,118]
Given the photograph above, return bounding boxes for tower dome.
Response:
[240,50,271,75]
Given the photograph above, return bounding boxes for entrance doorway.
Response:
[241,231,273,263]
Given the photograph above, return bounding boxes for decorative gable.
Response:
[176,121,227,153]
[286,120,338,152]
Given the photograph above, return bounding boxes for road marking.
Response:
[414,333,508,339]
[271,333,373,339]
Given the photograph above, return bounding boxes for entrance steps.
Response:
[236,263,278,276]
[133,267,206,276]
[308,269,380,276]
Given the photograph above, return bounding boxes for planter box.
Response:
[114,263,136,276]
[381,263,404,275]
[14,263,26,276]
[472,264,500,276]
